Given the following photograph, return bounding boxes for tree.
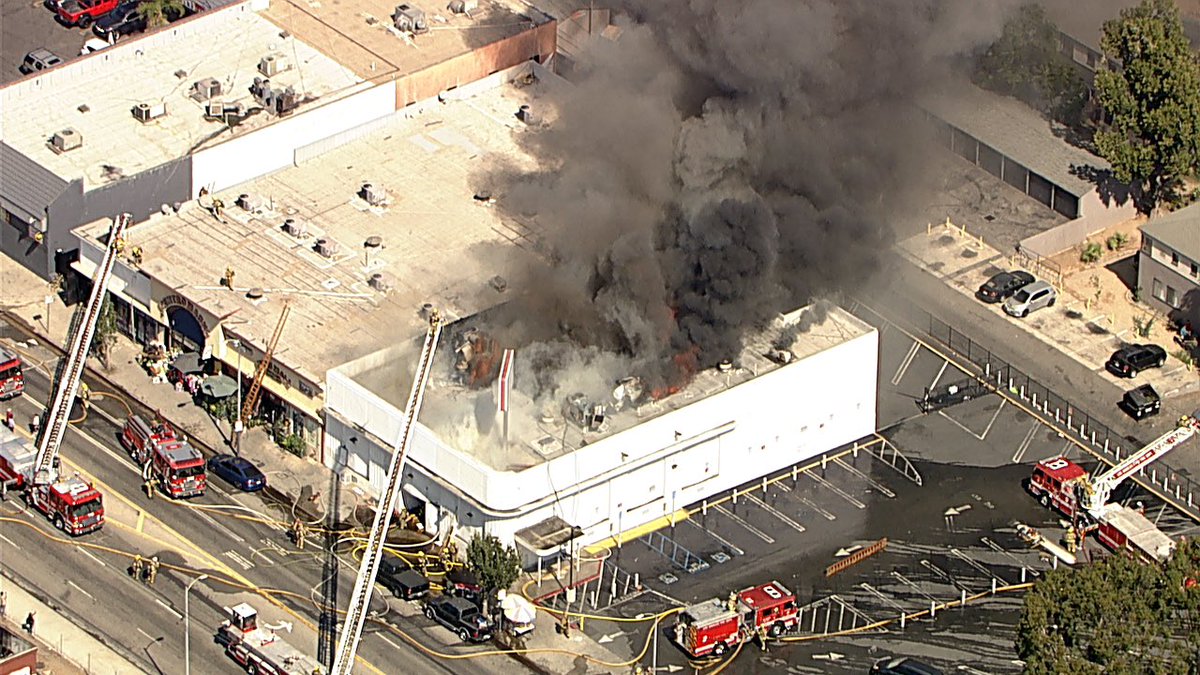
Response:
[466,533,522,613]
[91,297,119,371]
[1016,538,1200,674]
[1095,0,1200,213]
[974,4,1088,126]
[137,0,185,29]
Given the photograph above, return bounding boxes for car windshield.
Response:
[1013,289,1031,302]
[71,499,102,517]
[176,465,205,478]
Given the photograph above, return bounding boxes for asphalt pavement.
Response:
[1,0,93,83]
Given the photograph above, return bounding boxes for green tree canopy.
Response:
[465,533,522,609]
[90,296,118,371]
[137,0,185,29]
[1016,538,1200,674]
[1095,0,1200,213]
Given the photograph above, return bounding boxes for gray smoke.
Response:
[480,0,1021,390]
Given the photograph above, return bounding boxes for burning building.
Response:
[325,301,877,560]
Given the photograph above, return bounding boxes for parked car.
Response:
[19,49,63,74]
[870,656,944,675]
[1120,384,1161,420]
[80,37,111,55]
[1105,343,1167,378]
[93,1,145,40]
[424,596,493,642]
[57,0,121,28]
[1003,280,1056,318]
[975,270,1034,303]
[207,454,266,492]
[376,555,430,600]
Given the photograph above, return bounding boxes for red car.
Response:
[58,0,120,28]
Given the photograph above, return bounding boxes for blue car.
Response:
[207,454,266,492]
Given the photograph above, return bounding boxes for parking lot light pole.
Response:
[185,573,209,675]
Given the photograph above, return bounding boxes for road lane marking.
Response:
[224,550,255,570]
[805,472,866,509]
[713,504,775,543]
[67,580,94,600]
[744,492,806,532]
[377,634,404,651]
[891,340,920,386]
[196,508,246,543]
[0,533,20,550]
[137,627,154,640]
[1012,422,1040,464]
[833,458,896,498]
[155,598,183,619]
[685,519,745,556]
[76,545,107,567]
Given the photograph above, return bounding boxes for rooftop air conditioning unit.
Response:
[237,193,263,211]
[393,4,428,33]
[193,77,222,101]
[448,0,478,14]
[360,183,387,207]
[315,238,340,258]
[51,128,82,153]
[132,102,167,123]
[258,53,288,78]
[204,99,225,119]
[369,272,395,292]
[283,218,308,238]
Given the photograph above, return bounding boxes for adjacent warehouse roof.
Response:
[0,4,363,189]
[1141,202,1200,263]
[921,82,1108,199]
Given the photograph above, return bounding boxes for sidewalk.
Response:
[0,573,134,674]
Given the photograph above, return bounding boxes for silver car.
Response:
[1003,280,1056,317]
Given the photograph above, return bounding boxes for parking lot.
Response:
[552,300,1200,673]
[3,0,90,83]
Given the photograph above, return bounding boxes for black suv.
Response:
[1105,343,1167,378]
[424,596,492,642]
[976,270,1034,303]
[870,656,944,675]
[93,1,144,40]
[1120,384,1161,420]
[375,556,429,600]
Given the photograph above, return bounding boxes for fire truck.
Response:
[215,603,326,675]
[0,346,24,400]
[0,427,104,535]
[1027,414,1199,563]
[120,414,207,498]
[672,581,799,658]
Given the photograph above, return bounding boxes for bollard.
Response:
[702,499,708,516]
[1021,567,1027,583]
[900,613,906,629]
[1019,385,1025,399]
[762,477,768,494]
[732,489,738,505]
[1032,393,1037,408]
[1052,556,1058,570]
[853,442,859,459]
[821,455,828,471]
[1090,431,1096,445]
[960,589,966,608]
[792,465,799,483]
[930,600,936,619]
[1104,438,1109,454]
[991,578,997,595]
[985,362,990,377]
[633,573,639,589]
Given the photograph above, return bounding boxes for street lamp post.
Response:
[226,339,243,453]
[184,573,209,675]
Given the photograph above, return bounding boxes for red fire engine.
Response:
[1028,415,1199,563]
[0,427,104,535]
[216,603,326,675]
[120,414,207,498]
[0,346,24,400]
[672,581,799,658]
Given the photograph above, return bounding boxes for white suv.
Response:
[1003,280,1057,318]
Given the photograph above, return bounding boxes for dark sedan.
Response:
[207,454,266,491]
[976,270,1035,303]
[94,2,145,40]
[1105,343,1167,378]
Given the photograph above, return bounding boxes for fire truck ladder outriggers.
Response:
[33,214,130,485]
[330,312,443,675]
[1080,414,1200,512]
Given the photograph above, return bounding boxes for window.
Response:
[1192,262,1199,277]
[1172,251,1180,265]
[1167,286,1180,308]
[1153,279,1165,301]
[1141,238,1153,255]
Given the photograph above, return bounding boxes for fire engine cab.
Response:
[216,603,325,675]
[0,346,24,400]
[120,414,206,498]
[0,427,104,535]
[673,581,799,658]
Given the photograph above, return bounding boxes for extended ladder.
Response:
[240,303,291,425]
[330,312,443,674]
[33,214,130,485]
[1083,415,1199,511]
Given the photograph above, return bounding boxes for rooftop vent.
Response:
[360,183,388,207]
[447,0,478,14]
[283,218,308,238]
[50,128,82,153]
[192,77,222,101]
[364,235,383,249]
[393,4,428,33]
[717,359,733,373]
[489,275,507,292]
[258,53,289,78]
[132,102,167,123]
[315,238,340,258]
[246,288,265,300]
[237,193,263,211]
[518,104,538,125]
[369,272,395,292]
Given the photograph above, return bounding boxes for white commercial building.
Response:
[325,303,878,559]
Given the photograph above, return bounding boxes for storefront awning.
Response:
[514,516,584,557]
[200,375,238,399]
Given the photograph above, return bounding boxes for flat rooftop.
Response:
[75,68,556,386]
[348,303,873,472]
[263,0,551,80]
[0,5,363,188]
[921,81,1109,198]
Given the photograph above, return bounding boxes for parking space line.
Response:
[921,559,976,594]
[981,538,1040,577]
[685,519,745,556]
[806,472,866,509]
[950,548,1008,585]
[833,458,896,498]
[937,409,985,440]
[713,504,775,543]
[774,482,837,520]
[977,398,1007,440]
[1012,421,1040,464]
[891,340,920,386]
[890,571,938,603]
[744,493,806,532]
[858,582,909,613]
[928,360,948,391]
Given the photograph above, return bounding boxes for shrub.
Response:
[279,433,307,457]
[1080,241,1103,263]
[1106,232,1129,251]
[1133,316,1155,338]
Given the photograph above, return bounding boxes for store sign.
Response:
[161,294,211,335]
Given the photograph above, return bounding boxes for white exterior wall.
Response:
[189,82,394,197]
[325,324,878,550]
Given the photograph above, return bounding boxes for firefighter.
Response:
[144,478,156,500]
[1064,527,1078,554]
[147,556,160,585]
[79,382,91,411]
[131,555,144,581]
[4,408,13,431]
[30,414,40,436]
[291,519,307,550]
[757,625,770,652]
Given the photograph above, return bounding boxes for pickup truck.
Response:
[58,0,120,28]
[423,596,492,642]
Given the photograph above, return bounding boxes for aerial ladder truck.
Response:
[327,312,443,675]
[1028,413,1200,563]
[0,214,129,534]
